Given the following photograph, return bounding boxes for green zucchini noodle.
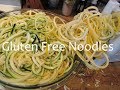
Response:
[0,10,74,85]
[0,6,119,86]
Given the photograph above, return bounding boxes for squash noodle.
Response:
[54,6,120,70]
[0,6,119,85]
[0,10,74,85]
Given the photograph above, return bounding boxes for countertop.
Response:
[58,62,120,90]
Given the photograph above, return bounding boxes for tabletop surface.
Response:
[58,62,120,90]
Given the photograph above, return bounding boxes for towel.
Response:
[0,0,21,12]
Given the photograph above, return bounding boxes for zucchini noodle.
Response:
[0,10,74,85]
[54,6,120,70]
[0,6,119,85]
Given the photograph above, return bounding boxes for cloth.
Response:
[0,0,21,12]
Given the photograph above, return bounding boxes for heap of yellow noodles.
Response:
[54,6,120,70]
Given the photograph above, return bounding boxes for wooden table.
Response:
[58,62,120,90]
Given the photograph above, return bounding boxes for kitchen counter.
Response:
[58,62,120,90]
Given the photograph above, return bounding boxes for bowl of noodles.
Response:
[0,6,120,90]
[0,9,80,90]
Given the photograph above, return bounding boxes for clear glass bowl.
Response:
[0,9,80,90]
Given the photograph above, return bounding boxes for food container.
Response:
[0,9,81,90]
